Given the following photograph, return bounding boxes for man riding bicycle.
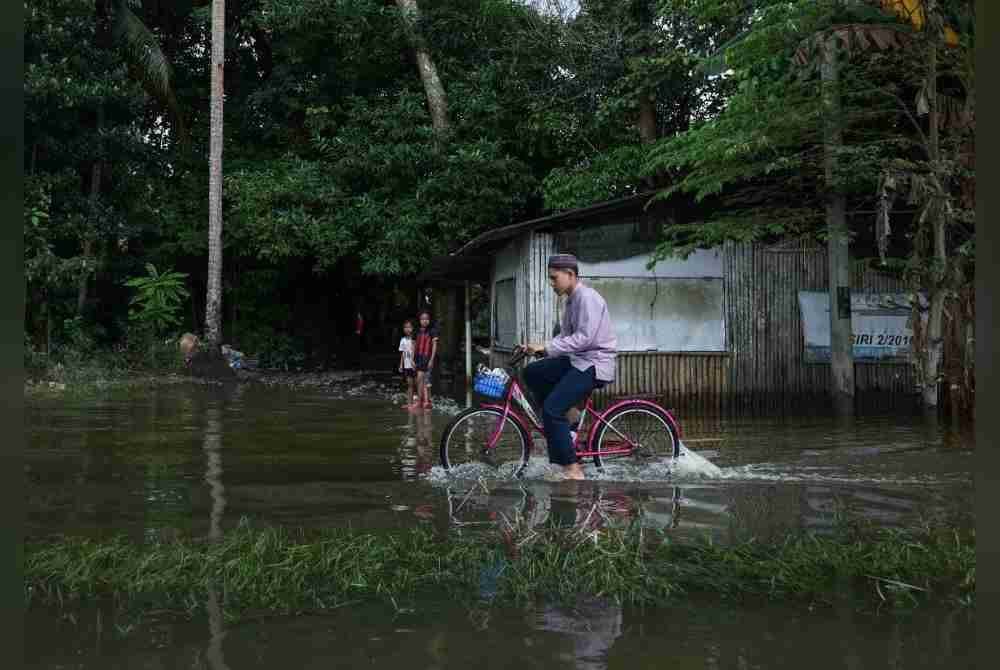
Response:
[523,254,617,480]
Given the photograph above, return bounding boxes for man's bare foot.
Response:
[562,463,586,480]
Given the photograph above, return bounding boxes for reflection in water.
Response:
[25,596,974,670]
[446,481,683,534]
[26,385,973,542]
[201,403,230,670]
[399,409,435,479]
[203,585,230,670]
[23,386,977,669]
[534,600,622,670]
[203,406,226,541]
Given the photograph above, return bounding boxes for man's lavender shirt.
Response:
[545,281,617,382]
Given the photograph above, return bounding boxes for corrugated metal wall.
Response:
[590,353,730,412]
[724,239,914,404]
[523,232,556,343]
[490,236,914,410]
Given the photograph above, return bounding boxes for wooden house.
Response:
[426,192,916,411]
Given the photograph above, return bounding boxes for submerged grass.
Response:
[25,519,974,620]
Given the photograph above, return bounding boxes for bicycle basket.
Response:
[473,369,509,399]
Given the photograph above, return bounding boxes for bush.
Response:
[231,327,306,370]
[24,332,48,375]
[122,324,185,371]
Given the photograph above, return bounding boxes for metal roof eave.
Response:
[453,190,663,257]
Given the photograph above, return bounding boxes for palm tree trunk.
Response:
[395,0,451,135]
[821,42,854,410]
[205,0,225,347]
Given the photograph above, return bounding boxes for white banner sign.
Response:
[798,291,926,362]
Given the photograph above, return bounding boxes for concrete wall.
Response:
[571,244,727,353]
[576,247,724,278]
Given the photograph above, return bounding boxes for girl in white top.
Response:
[398,319,419,409]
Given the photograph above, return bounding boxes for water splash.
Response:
[425,440,723,485]
[674,441,724,478]
[422,428,970,488]
[704,464,971,485]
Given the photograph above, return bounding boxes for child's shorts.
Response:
[401,368,416,379]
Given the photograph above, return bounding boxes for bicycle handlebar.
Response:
[508,345,545,369]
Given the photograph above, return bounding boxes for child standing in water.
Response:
[413,310,439,410]
[398,319,418,409]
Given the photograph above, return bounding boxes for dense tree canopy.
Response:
[24,0,974,385]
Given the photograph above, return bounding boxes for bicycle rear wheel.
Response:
[439,407,530,476]
[591,402,679,469]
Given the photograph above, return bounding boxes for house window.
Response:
[583,276,726,352]
[493,278,517,349]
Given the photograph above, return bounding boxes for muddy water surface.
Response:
[26,382,973,541]
[25,380,975,669]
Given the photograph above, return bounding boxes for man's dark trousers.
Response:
[522,356,597,466]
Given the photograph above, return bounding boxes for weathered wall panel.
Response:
[723,239,914,400]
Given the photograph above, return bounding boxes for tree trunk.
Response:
[921,22,944,408]
[395,0,451,135]
[437,285,460,375]
[821,43,854,409]
[44,296,52,354]
[638,94,657,144]
[638,94,657,189]
[76,238,93,315]
[77,159,100,314]
[79,106,104,315]
[205,0,225,347]
[922,290,945,407]
[635,2,657,185]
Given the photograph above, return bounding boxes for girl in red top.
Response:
[413,310,439,410]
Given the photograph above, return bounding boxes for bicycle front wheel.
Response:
[591,403,679,469]
[439,407,530,476]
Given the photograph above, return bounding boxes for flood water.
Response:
[25,378,976,668]
[25,597,976,669]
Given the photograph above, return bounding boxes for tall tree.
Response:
[820,28,855,408]
[540,0,738,209]
[205,0,226,348]
[395,0,451,135]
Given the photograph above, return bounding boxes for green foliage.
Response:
[224,0,557,276]
[24,333,48,375]
[25,518,974,620]
[123,264,190,335]
[22,0,974,366]
[642,0,974,269]
[540,0,741,210]
[233,328,306,371]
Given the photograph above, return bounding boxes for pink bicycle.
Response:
[439,346,682,476]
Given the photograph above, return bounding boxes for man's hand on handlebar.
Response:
[523,343,546,358]
[507,344,545,368]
